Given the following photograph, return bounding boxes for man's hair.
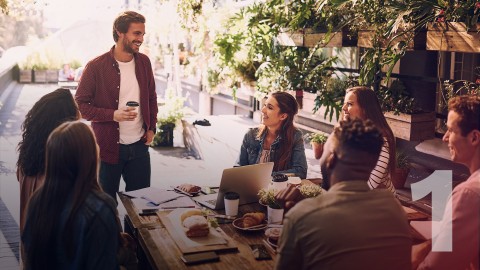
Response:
[113,11,145,42]
[448,95,480,136]
[334,119,383,158]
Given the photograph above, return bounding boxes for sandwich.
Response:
[180,209,210,237]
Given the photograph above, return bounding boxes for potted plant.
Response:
[151,87,187,147]
[257,188,283,224]
[378,80,436,141]
[298,184,323,198]
[391,150,410,189]
[305,132,328,159]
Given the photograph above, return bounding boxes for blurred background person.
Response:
[58,63,75,81]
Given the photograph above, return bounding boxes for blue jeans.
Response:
[99,140,151,203]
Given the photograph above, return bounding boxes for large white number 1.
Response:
[411,170,452,252]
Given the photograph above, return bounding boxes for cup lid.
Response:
[272,174,288,182]
[224,192,239,200]
[126,101,139,107]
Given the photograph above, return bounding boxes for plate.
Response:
[232,218,268,231]
[258,200,268,207]
[266,237,278,249]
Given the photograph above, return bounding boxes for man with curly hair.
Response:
[275,119,411,270]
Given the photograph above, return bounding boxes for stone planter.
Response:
[277,28,357,48]
[426,22,480,53]
[18,69,32,83]
[33,70,47,83]
[384,111,436,141]
[46,69,59,83]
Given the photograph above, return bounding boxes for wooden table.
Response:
[118,193,276,270]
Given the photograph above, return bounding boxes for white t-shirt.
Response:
[117,58,144,144]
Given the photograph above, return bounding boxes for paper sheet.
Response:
[132,196,197,211]
[123,187,181,203]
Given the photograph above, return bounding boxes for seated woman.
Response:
[235,91,308,179]
[17,88,80,232]
[320,86,396,193]
[22,121,121,269]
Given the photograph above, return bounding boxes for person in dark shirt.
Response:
[22,121,121,269]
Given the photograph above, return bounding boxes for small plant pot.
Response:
[311,142,324,160]
[267,206,284,225]
[391,168,410,189]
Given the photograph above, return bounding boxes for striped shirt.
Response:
[368,138,396,193]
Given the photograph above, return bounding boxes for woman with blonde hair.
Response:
[321,86,396,193]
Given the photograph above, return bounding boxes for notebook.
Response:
[193,162,274,210]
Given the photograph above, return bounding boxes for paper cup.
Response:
[224,192,239,216]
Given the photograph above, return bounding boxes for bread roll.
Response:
[180,209,203,222]
[242,212,265,228]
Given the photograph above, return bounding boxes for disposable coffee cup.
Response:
[224,192,239,216]
[126,101,139,112]
[287,177,302,187]
[271,174,288,191]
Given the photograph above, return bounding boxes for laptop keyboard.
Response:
[206,199,217,206]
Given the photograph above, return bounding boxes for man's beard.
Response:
[123,38,138,54]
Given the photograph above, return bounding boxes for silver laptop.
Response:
[193,162,274,210]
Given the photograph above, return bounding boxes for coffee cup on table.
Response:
[271,174,288,191]
[287,177,302,187]
[224,192,239,217]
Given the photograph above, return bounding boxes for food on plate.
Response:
[177,183,201,195]
[265,227,282,244]
[180,209,210,237]
[242,212,265,228]
[180,209,203,222]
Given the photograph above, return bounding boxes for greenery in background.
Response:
[441,66,480,110]
[313,76,355,121]
[0,0,45,51]
[377,79,420,115]
[396,150,410,169]
[151,87,187,147]
[304,132,328,144]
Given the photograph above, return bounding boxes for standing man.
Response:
[75,11,158,202]
[413,95,480,270]
[275,119,411,270]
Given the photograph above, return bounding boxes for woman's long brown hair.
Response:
[257,91,299,172]
[24,121,103,269]
[341,86,396,175]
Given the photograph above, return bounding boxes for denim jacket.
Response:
[235,128,308,179]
